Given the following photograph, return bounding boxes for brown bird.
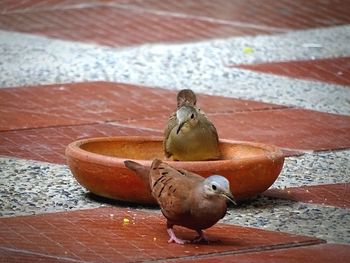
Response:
[124,159,236,244]
[164,89,220,161]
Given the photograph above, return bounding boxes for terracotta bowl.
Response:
[65,136,284,205]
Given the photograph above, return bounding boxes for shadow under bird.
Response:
[164,89,220,161]
[124,159,236,244]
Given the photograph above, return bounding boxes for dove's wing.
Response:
[149,159,203,221]
[176,168,203,180]
[163,112,177,158]
[207,119,219,143]
[197,112,219,144]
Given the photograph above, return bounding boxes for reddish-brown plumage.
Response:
[124,159,234,244]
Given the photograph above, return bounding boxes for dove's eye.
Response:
[190,113,194,119]
[212,184,217,190]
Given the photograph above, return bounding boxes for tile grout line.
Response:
[0,235,326,263]
[0,3,97,15]
[0,246,90,263]
[0,2,290,33]
[0,206,327,261]
[146,239,326,262]
[207,106,295,115]
[106,3,290,33]
[106,121,163,133]
[0,120,163,134]
[231,61,350,87]
[0,122,101,133]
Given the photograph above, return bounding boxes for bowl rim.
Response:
[65,136,284,171]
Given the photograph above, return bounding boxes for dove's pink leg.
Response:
[167,228,188,244]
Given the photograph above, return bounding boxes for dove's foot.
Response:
[167,228,188,245]
[192,230,219,244]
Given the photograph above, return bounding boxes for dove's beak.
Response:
[176,121,185,134]
[222,192,237,205]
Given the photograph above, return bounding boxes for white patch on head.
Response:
[176,106,196,122]
[204,175,231,195]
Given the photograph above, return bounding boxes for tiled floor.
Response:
[0,123,161,164]
[0,0,349,262]
[0,207,325,263]
[176,244,350,263]
[1,0,350,47]
[0,82,284,131]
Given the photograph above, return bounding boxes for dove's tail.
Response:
[150,158,163,169]
[124,160,151,191]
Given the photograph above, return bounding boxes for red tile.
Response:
[0,247,74,263]
[0,5,273,47]
[0,207,324,263]
[264,183,350,209]
[0,0,85,13]
[119,108,350,152]
[0,0,350,46]
[124,0,350,30]
[0,82,283,131]
[0,82,171,131]
[1,1,349,47]
[210,109,350,151]
[176,244,350,263]
[0,123,161,164]
[197,95,287,114]
[237,57,350,86]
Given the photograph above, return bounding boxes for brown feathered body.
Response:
[124,159,228,232]
[164,112,220,161]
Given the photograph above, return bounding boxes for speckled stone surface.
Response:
[1,25,350,115]
[223,197,350,244]
[0,157,104,217]
[273,150,350,189]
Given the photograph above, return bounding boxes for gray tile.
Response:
[0,157,104,217]
[223,197,350,244]
[273,150,350,189]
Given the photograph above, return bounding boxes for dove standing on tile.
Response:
[164,89,220,161]
[124,159,235,244]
